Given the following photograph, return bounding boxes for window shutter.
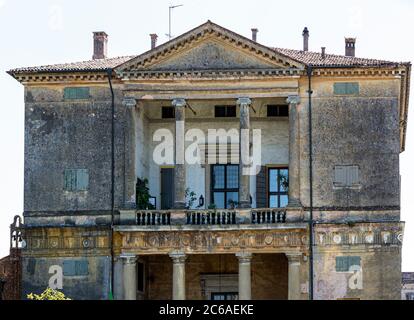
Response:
[334,166,347,187]
[75,260,89,276]
[63,260,76,276]
[347,166,359,186]
[256,166,267,208]
[64,87,90,100]
[76,169,89,191]
[64,169,89,191]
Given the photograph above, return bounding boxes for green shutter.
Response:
[75,260,89,276]
[64,87,90,100]
[63,260,76,276]
[76,169,89,191]
[64,169,89,191]
[333,82,360,95]
[336,256,361,272]
[63,260,89,276]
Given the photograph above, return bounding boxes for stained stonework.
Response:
[118,228,308,255]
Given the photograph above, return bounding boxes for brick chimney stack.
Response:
[150,34,158,49]
[251,28,258,42]
[345,37,356,57]
[92,31,108,60]
[303,27,309,51]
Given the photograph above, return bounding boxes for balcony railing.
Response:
[122,208,290,226]
[136,211,171,226]
[251,208,286,224]
[186,210,238,225]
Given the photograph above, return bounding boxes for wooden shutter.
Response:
[333,166,347,187]
[347,166,359,186]
[256,166,267,208]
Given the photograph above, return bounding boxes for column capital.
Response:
[169,251,187,264]
[236,252,253,263]
[286,95,301,105]
[236,97,252,106]
[122,97,137,108]
[285,253,302,265]
[172,98,187,108]
[120,253,137,265]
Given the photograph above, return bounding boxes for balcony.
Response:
[118,207,303,228]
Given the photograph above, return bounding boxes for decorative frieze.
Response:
[314,223,404,247]
[119,229,308,254]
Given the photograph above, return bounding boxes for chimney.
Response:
[321,47,326,59]
[303,27,309,51]
[150,33,158,49]
[345,37,356,57]
[251,28,258,42]
[92,31,108,60]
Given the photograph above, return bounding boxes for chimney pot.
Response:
[92,31,108,60]
[321,47,326,59]
[150,33,158,49]
[345,37,356,57]
[303,27,309,51]
[251,28,258,42]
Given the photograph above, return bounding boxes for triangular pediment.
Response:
[115,21,304,76]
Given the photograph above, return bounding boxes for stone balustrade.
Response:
[119,207,302,226]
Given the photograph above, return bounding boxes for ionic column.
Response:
[121,254,137,300]
[169,251,187,300]
[237,97,251,209]
[286,253,301,300]
[172,98,186,209]
[236,252,252,300]
[122,97,137,208]
[286,95,301,207]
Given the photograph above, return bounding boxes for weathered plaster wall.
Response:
[21,255,111,300]
[298,77,401,213]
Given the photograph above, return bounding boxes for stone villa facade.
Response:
[7,21,411,300]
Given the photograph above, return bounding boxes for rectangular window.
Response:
[333,82,360,95]
[336,256,361,272]
[211,164,239,209]
[267,105,289,117]
[63,260,89,276]
[137,262,145,292]
[268,167,289,208]
[64,169,89,191]
[63,87,90,100]
[215,105,236,118]
[406,293,414,300]
[333,165,359,188]
[161,106,175,119]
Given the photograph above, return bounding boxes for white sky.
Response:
[0,0,413,271]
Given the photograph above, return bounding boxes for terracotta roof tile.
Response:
[8,55,136,75]
[273,47,401,67]
[7,47,406,76]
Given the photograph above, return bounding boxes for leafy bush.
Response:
[27,288,71,300]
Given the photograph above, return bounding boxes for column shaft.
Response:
[237,97,251,209]
[172,98,186,209]
[286,95,301,207]
[122,254,137,300]
[169,251,187,300]
[286,253,301,300]
[236,252,252,300]
[122,97,138,208]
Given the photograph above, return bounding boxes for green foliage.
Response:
[185,188,197,209]
[280,171,289,191]
[136,178,155,210]
[27,288,71,300]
